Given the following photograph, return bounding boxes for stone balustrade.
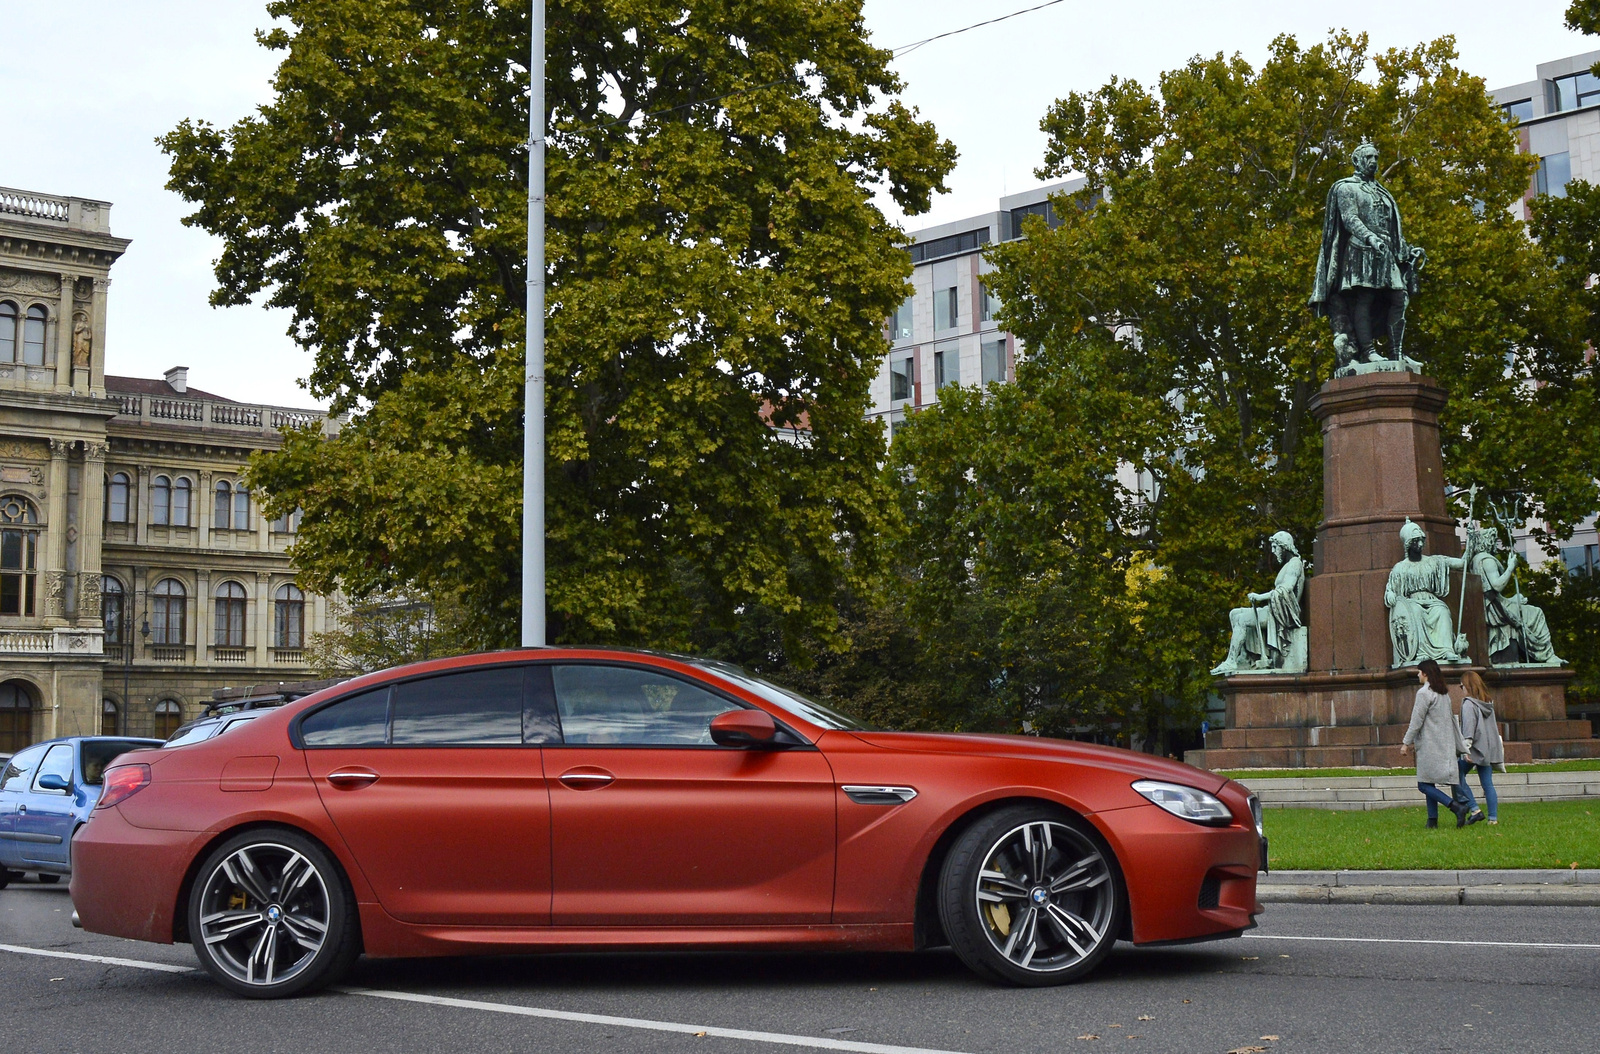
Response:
[0,628,104,656]
[112,392,336,437]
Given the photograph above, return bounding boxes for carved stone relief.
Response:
[71,311,91,368]
[78,575,100,620]
[0,439,49,461]
[0,269,61,295]
[83,442,107,462]
[44,570,64,617]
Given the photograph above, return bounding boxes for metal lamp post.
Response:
[522,2,547,648]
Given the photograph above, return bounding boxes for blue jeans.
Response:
[1453,759,1498,821]
[1417,781,1461,821]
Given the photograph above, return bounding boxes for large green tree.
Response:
[162,0,954,651]
[985,32,1600,694]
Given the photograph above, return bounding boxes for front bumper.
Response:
[1097,804,1263,945]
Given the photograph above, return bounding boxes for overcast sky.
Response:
[2,1,1593,407]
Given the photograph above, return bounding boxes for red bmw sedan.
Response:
[70,648,1264,997]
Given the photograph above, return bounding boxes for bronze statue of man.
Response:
[1309,142,1426,373]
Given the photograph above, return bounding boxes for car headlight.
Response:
[1132,779,1234,826]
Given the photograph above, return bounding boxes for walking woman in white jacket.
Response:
[1454,669,1505,825]
[1400,659,1473,828]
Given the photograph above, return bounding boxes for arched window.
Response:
[0,681,36,753]
[214,581,247,648]
[152,475,171,525]
[275,583,306,648]
[151,578,186,645]
[0,302,16,362]
[101,575,124,642]
[172,477,191,526]
[22,305,46,366]
[106,472,131,523]
[233,485,250,530]
[154,699,182,739]
[214,480,232,529]
[0,496,40,617]
[101,699,119,736]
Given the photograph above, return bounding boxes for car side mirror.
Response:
[709,708,780,749]
[36,774,69,792]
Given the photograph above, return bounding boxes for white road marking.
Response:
[335,986,973,1054]
[1245,933,1600,950]
[0,942,969,1054]
[0,942,195,973]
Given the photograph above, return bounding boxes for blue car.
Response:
[0,736,161,886]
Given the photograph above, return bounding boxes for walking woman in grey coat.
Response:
[1400,659,1472,828]
[1454,669,1504,825]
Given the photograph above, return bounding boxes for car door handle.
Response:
[15,805,23,814]
[325,769,379,789]
[558,769,614,790]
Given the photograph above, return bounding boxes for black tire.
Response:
[0,870,13,890]
[35,873,60,884]
[187,828,360,998]
[938,804,1125,987]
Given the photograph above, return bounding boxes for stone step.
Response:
[1509,719,1595,741]
[1187,738,1536,770]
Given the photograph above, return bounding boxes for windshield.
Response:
[694,660,875,731]
[81,740,155,785]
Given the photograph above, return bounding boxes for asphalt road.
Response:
[1,874,1595,1054]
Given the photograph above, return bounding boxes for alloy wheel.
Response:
[195,842,331,987]
[972,819,1115,974]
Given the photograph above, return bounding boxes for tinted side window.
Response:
[33,744,74,792]
[391,668,524,746]
[1,744,46,792]
[552,665,735,746]
[301,688,390,747]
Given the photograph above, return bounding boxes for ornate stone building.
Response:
[0,186,338,749]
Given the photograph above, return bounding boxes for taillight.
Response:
[96,764,150,809]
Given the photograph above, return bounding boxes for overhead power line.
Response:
[892,0,1069,57]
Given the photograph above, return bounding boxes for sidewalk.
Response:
[1259,868,1600,906]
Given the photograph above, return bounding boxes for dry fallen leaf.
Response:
[1078,1034,1099,1041]
[1226,1047,1267,1054]
[1137,1015,1154,1021]
[1110,1023,1123,1028]
[1278,954,1290,959]
[1241,956,1259,961]
[1182,999,1192,1004]
[694,1032,707,1038]
[1261,1036,1280,1042]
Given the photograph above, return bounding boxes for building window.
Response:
[214,581,247,648]
[102,576,124,641]
[982,339,1008,385]
[908,227,989,264]
[1537,152,1572,198]
[933,286,958,331]
[172,477,191,526]
[275,583,305,648]
[890,295,914,344]
[106,472,131,523]
[22,306,46,367]
[890,356,914,402]
[979,281,1001,323]
[934,346,957,391]
[1502,98,1534,122]
[101,699,119,736]
[1551,70,1600,112]
[154,699,182,739]
[0,496,39,618]
[152,475,171,525]
[1562,543,1598,576]
[151,578,186,646]
[0,302,15,362]
[234,486,250,530]
[271,507,303,534]
[0,682,35,753]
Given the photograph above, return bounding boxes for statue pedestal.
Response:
[1186,373,1599,770]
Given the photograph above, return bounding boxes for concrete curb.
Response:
[1259,868,1600,906]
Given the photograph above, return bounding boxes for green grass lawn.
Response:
[1263,800,1600,870]
[1219,758,1600,781]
